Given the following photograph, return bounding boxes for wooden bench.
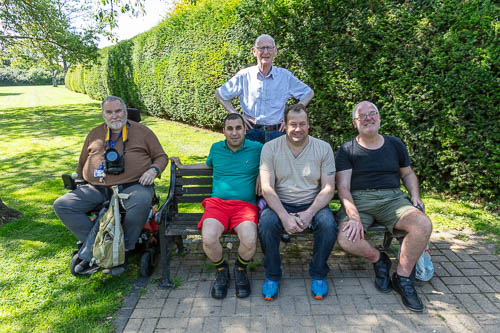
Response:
[156,160,405,288]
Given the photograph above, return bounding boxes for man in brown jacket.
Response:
[54,96,168,275]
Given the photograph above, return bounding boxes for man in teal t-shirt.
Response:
[171,113,263,300]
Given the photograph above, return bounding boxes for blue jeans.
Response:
[246,128,284,144]
[258,202,338,281]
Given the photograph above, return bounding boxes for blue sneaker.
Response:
[262,279,279,301]
[312,279,328,300]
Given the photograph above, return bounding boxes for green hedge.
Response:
[65,0,499,206]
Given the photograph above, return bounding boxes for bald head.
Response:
[254,34,276,47]
[352,101,379,119]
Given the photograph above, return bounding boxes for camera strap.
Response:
[105,124,129,152]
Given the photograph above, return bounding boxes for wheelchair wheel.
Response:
[70,253,82,276]
[140,250,153,277]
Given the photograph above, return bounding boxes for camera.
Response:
[103,148,124,175]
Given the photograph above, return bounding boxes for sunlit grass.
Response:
[0,85,222,333]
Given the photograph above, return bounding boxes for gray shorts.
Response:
[336,188,417,233]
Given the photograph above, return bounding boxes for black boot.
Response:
[373,252,392,292]
[392,272,424,312]
[234,264,251,298]
[211,262,230,299]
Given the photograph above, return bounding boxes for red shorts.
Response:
[198,198,259,233]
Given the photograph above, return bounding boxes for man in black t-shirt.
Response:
[336,101,432,312]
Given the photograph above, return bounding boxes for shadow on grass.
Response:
[0,92,23,96]
[0,103,102,139]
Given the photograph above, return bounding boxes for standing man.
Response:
[172,113,262,299]
[54,96,168,275]
[259,104,337,301]
[335,101,432,312]
[216,34,314,144]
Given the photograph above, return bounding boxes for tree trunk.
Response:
[0,197,21,225]
[52,69,58,87]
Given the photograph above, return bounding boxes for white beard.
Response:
[106,119,126,130]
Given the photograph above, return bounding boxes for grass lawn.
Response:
[0,85,498,332]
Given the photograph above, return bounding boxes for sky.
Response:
[98,0,175,48]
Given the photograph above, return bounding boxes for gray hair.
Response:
[254,34,276,47]
[352,101,379,119]
[101,96,127,114]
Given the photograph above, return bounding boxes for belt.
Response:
[253,124,280,131]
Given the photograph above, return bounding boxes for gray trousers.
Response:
[54,183,153,250]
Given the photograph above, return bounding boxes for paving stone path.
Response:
[116,229,499,333]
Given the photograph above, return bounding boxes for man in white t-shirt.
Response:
[259,104,338,301]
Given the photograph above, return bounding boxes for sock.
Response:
[213,258,226,270]
[235,255,250,270]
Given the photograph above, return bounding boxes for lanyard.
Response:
[108,130,122,149]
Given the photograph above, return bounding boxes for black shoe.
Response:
[211,263,230,299]
[373,252,392,292]
[74,260,99,275]
[234,265,251,298]
[280,234,291,243]
[392,272,424,312]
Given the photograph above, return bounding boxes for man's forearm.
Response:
[402,172,421,200]
[304,186,334,217]
[262,187,288,220]
[299,89,314,107]
[215,89,236,113]
[337,186,361,221]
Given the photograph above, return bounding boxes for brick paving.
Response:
[116,230,499,332]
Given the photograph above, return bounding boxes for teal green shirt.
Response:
[206,139,263,204]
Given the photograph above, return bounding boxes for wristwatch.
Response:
[150,166,160,176]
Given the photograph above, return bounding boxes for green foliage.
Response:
[0,66,64,86]
[65,0,499,206]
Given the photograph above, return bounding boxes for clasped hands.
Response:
[283,211,313,235]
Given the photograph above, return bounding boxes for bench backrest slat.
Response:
[175,169,213,176]
[175,177,213,186]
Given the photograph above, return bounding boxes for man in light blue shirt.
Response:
[216,34,314,144]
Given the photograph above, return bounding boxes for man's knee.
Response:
[202,219,224,247]
[53,195,66,214]
[336,222,353,249]
[415,214,432,238]
[398,211,432,237]
[236,222,257,249]
[313,208,338,234]
[126,186,153,208]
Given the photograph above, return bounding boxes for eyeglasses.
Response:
[354,111,379,121]
[255,46,275,52]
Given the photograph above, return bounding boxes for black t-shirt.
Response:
[335,135,411,190]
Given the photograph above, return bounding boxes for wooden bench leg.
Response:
[174,235,184,255]
[159,222,174,289]
[381,232,394,252]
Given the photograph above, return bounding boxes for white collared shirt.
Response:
[217,65,312,125]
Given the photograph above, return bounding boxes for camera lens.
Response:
[105,149,119,162]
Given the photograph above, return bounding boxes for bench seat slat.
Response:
[176,195,211,203]
[169,213,203,221]
[166,227,200,236]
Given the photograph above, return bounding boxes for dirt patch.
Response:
[0,198,21,225]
